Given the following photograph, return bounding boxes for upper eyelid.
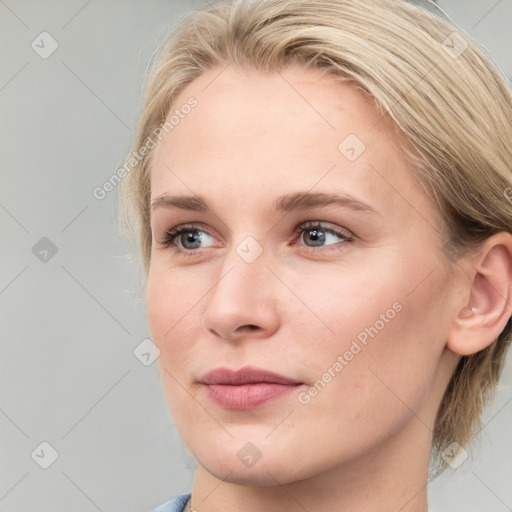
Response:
[162,223,216,241]
[296,221,352,237]
[165,221,350,236]
[162,221,353,247]
[160,222,215,237]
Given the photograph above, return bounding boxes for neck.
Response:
[188,416,433,512]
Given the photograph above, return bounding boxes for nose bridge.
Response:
[215,231,269,294]
[202,236,280,338]
[210,239,269,312]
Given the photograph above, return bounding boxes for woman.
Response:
[118,0,512,510]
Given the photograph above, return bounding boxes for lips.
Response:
[199,365,303,386]
[199,365,303,409]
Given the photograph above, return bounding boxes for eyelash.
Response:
[158,221,354,257]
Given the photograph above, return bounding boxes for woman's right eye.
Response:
[159,223,217,255]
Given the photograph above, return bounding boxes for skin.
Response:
[146,64,512,512]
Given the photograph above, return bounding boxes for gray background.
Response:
[0,1,511,511]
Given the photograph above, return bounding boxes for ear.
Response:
[447,232,512,356]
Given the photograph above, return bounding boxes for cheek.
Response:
[146,265,200,344]
[146,267,204,423]
[291,258,445,412]
[146,266,202,402]
[285,262,405,355]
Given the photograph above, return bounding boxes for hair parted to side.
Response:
[118,0,512,474]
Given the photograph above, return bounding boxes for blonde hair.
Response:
[118,0,512,474]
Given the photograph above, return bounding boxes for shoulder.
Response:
[149,492,191,512]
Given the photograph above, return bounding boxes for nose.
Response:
[201,247,281,342]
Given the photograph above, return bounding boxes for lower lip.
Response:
[203,383,301,410]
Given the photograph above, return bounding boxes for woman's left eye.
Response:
[294,223,353,248]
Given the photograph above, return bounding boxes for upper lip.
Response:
[199,366,303,386]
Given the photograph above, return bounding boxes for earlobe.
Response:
[446,232,512,357]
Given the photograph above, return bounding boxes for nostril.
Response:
[238,324,259,331]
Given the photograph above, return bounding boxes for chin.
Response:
[190,434,326,487]
[197,453,303,487]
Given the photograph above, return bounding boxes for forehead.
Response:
[155,64,391,161]
[150,64,434,226]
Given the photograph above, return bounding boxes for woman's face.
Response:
[146,64,461,485]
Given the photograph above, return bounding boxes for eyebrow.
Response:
[151,191,379,215]
[274,191,378,214]
[151,194,209,211]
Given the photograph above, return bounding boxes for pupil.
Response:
[182,231,201,249]
[306,229,325,246]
